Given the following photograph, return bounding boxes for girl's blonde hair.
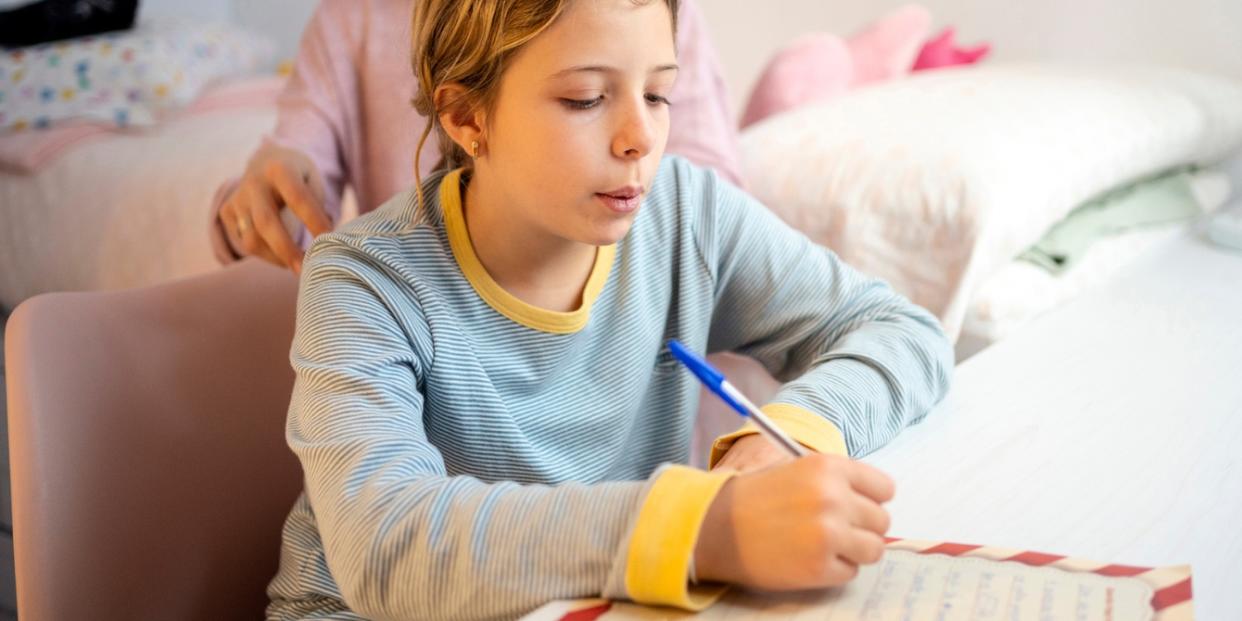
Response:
[410,0,679,208]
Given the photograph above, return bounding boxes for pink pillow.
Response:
[845,4,933,86]
[739,33,853,130]
[740,4,931,128]
[912,27,991,71]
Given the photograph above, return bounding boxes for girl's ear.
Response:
[434,83,486,156]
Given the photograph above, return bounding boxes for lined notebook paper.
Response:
[524,539,1193,621]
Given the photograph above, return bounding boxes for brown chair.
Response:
[4,259,304,620]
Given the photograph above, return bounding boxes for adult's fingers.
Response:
[269,161,332,237]
[303,162,328,204]
[245,183,302,271]
[249,241,284,267]
[230,193,281,266]
[219,196,245,254]
[847,461,896,504]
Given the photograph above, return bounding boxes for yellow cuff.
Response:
[625,465,734,610]
[708,403,848,468]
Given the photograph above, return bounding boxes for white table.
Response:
[867,231,1242,620]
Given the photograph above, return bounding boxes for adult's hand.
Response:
[219,144,333,273]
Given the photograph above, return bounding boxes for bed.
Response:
[737,62,1242,358]
[0,16,281,310]
[0,79,280,311]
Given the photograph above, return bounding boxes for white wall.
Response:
[230,0,318,64]
[130,0,1242,87]
[132,0,1242,119]
[138,0,232,23]
[139,0,316,63]
[698,0,1242,117]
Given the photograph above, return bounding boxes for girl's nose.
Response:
[612,96,657,160]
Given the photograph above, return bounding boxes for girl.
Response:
[267,1,953,619]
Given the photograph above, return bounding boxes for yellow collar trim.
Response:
[440,169,615,334]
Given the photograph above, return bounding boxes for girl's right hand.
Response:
[219,144,334,273]
[694,453,894,590]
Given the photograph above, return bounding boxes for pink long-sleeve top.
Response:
[209,0,742,263]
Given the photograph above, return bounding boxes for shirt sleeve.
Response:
[685,161,954,458]
[207,0,358,263]
[268,0,360,228]
[288,242,734,619]
[665,0,745,188]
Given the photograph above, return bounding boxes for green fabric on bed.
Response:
[1020,169,1202,274]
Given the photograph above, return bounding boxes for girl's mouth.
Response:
[596,185,643,214]
[596,192,642,214]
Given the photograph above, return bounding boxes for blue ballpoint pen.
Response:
[667,340,808,458]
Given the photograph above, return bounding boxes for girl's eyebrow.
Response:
[547,63,679,79]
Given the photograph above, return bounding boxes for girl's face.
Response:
[478,0,677,247]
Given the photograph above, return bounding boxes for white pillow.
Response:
[739,62,1242,340]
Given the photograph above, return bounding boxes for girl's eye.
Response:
[645,93,671,106]
[562,96,603,110]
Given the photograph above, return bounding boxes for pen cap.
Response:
[667,340,755,421]
[667,340,724,387]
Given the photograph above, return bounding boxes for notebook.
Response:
[523,538,1193,621]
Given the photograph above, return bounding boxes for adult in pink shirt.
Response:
[211,0,742,271]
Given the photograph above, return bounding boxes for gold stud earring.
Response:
[470,140,480,159]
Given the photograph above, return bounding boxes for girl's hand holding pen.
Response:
[694,453,895,591]
[671,340,896,588]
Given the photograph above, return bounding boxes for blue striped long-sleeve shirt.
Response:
[266,156,953,620]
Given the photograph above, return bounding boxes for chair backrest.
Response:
[4,260,304,620]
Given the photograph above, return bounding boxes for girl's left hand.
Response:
[711,433,801,473]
